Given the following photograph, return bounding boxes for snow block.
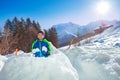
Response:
[0,53,79,80]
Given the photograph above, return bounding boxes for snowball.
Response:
[32,48,40,53]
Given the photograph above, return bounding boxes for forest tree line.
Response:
[0,17,58,55]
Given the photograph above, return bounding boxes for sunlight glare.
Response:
[96,1,110,15]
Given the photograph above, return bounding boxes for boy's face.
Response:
[37,33,44,40]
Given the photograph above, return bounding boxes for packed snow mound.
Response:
[0,55,7,71]
[0,50,79,80]
[60,24,120,80]
[60,47,120,80]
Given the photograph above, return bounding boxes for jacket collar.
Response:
[37,38,45,41]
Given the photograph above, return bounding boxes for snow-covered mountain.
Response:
[54,20,119,47]
[85,20,118,30]
[54,22,82,36]
[52,22,83,46]
[58,30,78,47]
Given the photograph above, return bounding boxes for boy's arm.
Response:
[47,42,52,55]
[31,40,38,52]
[43,39,52,55]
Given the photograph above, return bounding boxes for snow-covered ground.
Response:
[60,24,120,80]
[0,24,120,80]
[0,55,7,71]
[0,48,79,80]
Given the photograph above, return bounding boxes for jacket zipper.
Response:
[39,41,42,57]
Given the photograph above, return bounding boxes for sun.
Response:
[96,1,110,15]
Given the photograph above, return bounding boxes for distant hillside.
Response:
[53,20,119,47]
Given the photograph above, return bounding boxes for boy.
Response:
[31,30,52,57]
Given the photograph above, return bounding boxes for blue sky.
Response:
[0,0,120,29]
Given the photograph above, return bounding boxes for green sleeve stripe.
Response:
[43,39,52,54]
[31,40,38,52]
[48,42,52,54]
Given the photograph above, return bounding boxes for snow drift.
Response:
[0,54,7,71]
[60,24,120,80]
[0,46,79,80]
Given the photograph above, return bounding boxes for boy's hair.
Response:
[37,30,45,35]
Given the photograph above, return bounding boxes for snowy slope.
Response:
[0,46,79,80]
[60,24,120,80]
[85,20,118,31]
[92,23,120,48]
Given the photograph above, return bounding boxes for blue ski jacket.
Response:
[31,39,52,57]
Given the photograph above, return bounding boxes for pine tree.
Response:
[14,17,19,23]
[44,29,49,40]
[26,18,32,27]
[21,18,25,27]
[4,19,12,33]
[48,27,59,48]
[32,21,40,32]
[36,22,41,29]
[13,20,27,50]
[12,17,20,31]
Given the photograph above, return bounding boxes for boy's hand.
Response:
[32,48,40,53]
